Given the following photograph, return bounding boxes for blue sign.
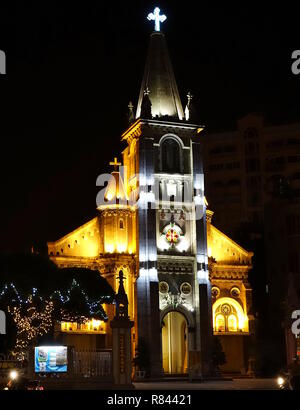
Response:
[35,346,68,373]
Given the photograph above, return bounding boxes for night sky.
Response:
[0,1,299,253]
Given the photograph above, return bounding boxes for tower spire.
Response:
[136,10,184,121]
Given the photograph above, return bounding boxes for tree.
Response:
[212,336,226,369]
[7,295,54,359]
[0,253,115,358]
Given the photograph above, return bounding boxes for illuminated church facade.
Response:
[47,9,254,376]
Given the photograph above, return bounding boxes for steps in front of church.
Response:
[221,372,253,379]
[40,377,115,390]
[137,374,234,382]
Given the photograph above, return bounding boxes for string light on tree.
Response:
[0,277,113,359]
[8,296,54,360]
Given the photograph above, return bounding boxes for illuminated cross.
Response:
[147,7,167,32]
[109,157,121,171]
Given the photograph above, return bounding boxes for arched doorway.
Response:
[162,311,188,374]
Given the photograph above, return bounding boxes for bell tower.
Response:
[122,8,213,377]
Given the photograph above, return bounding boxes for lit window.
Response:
[213,298,247,333]
[61,320,105,334]
[216,314,225,332]
[228,314,238,332]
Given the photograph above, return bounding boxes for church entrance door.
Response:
[162,311,188,374]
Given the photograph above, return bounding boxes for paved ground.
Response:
[134,378,277,390]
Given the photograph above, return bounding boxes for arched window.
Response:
[216,314,225,332]
[119,219,124,230]
[213,298,248,333]
[228,314,238,332]
[161,138,181,173]
[244,127,258,140]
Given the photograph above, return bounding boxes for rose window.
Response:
[166,227,180,244]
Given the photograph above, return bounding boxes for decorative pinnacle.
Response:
[187,91,193,103]
[117,270,126,285]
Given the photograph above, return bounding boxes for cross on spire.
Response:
[109,157,121,171]
[147,7,167,32]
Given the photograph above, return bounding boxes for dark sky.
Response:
[0,1,299,252]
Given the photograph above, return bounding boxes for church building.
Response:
[47,8,254,376]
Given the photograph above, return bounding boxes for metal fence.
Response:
[73,349,112,378]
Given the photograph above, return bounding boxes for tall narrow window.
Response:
[216,314,225,332]
[119,219,124,230]
[228,315,238,332]
[161,138,181,173]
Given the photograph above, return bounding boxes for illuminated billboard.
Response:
[34,346,68,373]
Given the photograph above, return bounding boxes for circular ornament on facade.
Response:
[211,286,220,298]
[180,282,192,295]
[166,227,180,244]
[221,304,231,315]
[230,287,240,298]
[162,223,183,245]
[159,281,169,294]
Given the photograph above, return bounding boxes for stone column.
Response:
[111,319,134,385]
[110,270,134,387]
[192,139,213,377]
[137,136,161,378]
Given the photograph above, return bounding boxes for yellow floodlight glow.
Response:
[117,243,127,253]
[105,244,115,253]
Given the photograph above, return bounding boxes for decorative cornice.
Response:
[121,120,143,143]
[99,208,135,217]
[121,118,204,144]
[158,257,194,274]
[49,254,138,277]
[210,266,251,281]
